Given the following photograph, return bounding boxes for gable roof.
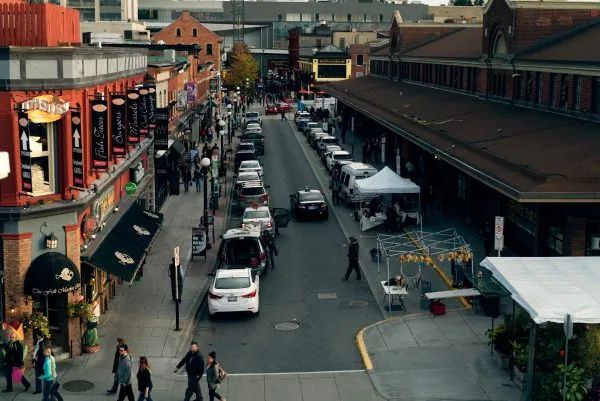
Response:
[151,11,222,45]
[402,27,483,59]
[370,43,390,57]
[316,44,346,54]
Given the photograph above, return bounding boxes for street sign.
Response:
[124,182,137,195]
[494,216,504,251]
[200,215,214,226]
[173,246,180,267]
[191,227,207,258]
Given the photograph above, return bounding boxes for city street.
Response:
[192,114,384,373]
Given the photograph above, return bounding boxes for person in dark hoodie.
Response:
[174,341,204,401]
[107,338,126,394]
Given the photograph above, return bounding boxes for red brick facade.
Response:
[349,44,370,79]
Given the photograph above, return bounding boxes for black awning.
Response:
[24,252,82,296]
[169,137,185,157]
[84,231,147,283]
[113,203,164,249]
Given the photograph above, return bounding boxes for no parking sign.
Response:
[494,216,504,251]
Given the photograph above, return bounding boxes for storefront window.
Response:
[29,122,57,195]
[547,226,563,255]
[33,294,60,329]
[507,200,537,236]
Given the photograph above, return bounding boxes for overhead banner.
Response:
[18,111,32,192]
[186,82,197,106]
[90,99,109,169]
[127,89,140,144]
[148,84,157,129]
[154,107,169,152]
[176,90,187,111]
[138,86,150,136]
[110,94,127,156]
[71,111,84,186]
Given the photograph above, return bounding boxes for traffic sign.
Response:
[494,216,504,251]
[173,246,180,267]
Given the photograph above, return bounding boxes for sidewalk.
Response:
[357,309,521,401]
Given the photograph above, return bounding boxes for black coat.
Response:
[176,351,204,378]
[5,340,25,368]
[112,346,120,374]
[33,339,49,376]
[137,368,152,392]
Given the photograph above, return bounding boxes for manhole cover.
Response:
[275,322,300,331]
[317,292,337,299]
[62,380,95,392]
[349,300,368,307]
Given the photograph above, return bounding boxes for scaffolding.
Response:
[232,0,245,44]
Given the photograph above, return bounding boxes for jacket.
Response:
[38,355,56,381]
[348,241,359,262]
[206,362,218,390]
[34,339,50,376]
[5,340,25,368]
[112,346,120,374]
[176,351,204,378]
[137,368,152,392]
[117,353,133,385]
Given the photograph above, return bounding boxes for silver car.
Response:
[242,205,275,235]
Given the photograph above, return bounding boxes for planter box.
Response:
[83,344,101,354]
[491,348,509,370]
[512,365,525,390]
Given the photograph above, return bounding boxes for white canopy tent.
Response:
[355,167,422,233]
[481,257,600,324]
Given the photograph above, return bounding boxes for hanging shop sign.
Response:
[154,107,169,152]
[124,182,137,195]
[21,95,70,124]
[186,82,197,106]
[90,99,109,169]
[138,87,150,136]
[176,90,187,111]
[71,111,84,186]
[18,111,32,192]
[110,94,127,156]
[92,185,115,226]
[127,89,140,144]
[148,84,157,129]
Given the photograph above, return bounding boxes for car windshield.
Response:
[215,277,251,289]
[246,112,259,118]
[242,133,263,139]
[239,144,254,151]
[321,138,337,144]
[334,153,352,160]
[238,173,259,182]
[247,123,260,128]
[299,192,323,202]
[241,187,265,195]
[241,161,260,168]
[244,210,270,219]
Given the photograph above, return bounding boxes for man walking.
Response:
[116,344,134,401]
[174,341,204,401]
[262,230,278,270]
[343,237,361,281]
[331,171,340,206]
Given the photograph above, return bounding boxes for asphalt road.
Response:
[191,114,382,374]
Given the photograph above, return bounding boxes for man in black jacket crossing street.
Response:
[174,341,205,401]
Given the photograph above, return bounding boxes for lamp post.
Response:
[227,104,232,144]
[218,119,226,162]
[201,157,211,249]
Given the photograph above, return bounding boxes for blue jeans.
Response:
[42,380,53,401]
[137,390,153,401]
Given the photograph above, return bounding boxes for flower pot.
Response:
[83,344,101,354]
[512,365,525,390]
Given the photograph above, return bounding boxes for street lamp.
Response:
[218,119,226,161]
[227,110,232,144]
[201,157,211,249]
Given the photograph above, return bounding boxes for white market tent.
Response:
[355,166,420,194]
[481,257,600,324]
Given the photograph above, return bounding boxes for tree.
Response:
[449,0,473,5]
[225,43,259,90]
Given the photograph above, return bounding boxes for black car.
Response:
[240,132,265,155]
[289,187,329,219]
[235,147,257,171]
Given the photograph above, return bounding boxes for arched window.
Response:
[176,27,181,37]
[192,28,198,37]
[492,31,507,56]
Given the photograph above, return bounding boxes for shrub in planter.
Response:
[578,326,600,384]
[510,340,529,372]
[22,311,51,339]
[555,364,588,401]
[487,325,511,355]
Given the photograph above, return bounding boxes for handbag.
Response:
[216,363,227,384]
[12,366,22,383]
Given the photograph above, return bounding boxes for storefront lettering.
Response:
[71,110,84,186]
[32,283,81,296]
[127,90,140,143]
[91,100,109,168]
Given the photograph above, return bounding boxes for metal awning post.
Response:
[387,254,391,314]
[377,236,381,274]
[521,322,537,401]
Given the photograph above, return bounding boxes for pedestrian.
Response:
[194,168,202,192]
[107,338,126,394]
[116,344,134,401]
[362,143,369,163]
[39,345,62,401]
[332,172,341,206]
[182,164,191,192]
[173,341,204,401]
[481,221,492,257]
[32,331,51,395]
[206,352,225,401]
[136,357,153,401]
[280,108,287,121]
[168,257,184,302]
[2,329,30,393]
[262,230,278,269]
[343,237,361,281]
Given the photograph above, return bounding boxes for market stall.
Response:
[355,167,422,233]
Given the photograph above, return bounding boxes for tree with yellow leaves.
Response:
[225,43,259,90]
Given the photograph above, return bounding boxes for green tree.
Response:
[450,0,474,5]
[225,43,259,90]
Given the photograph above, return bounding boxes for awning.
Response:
[169,137,185,157]
[84,203,163,283]
[24,252,81,296]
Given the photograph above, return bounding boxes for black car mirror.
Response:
[265,185,271,189]
[207,272,215,277]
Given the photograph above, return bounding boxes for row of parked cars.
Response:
[208,111,291,318]
[296,111,379,206]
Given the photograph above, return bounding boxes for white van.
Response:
[338,163,378,204]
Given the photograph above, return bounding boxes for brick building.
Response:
[0,1,162,357]
[322,0,600,258]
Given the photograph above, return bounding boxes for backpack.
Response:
[215,363,227,384]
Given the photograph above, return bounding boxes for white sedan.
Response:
[242,205,275,235]
[326,150,353,172]
[239,160,263,178]
[208,268,260,316]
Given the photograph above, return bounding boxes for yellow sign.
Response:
[22,95,70,124]
[318,59,347,64]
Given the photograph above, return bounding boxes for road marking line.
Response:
[227,369,366,377]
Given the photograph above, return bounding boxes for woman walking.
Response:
[206,352,225,401]
[32,331,50,395]
[38,346,63,401]
[136,357,153,401]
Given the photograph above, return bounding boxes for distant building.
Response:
[428,5,483,24]
[299,45,351,83]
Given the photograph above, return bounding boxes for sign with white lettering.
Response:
[90,99,109,169]
[173,246,180,267]
[147,84,157,129]
[127,89,140,144]
[138,87,150,136]
[71,111,84,187]
[154,107,169,152]
[110,94,127,156]
[18,111,32,192]
[192,227,206,256]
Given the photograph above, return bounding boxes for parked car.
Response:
[338,163,378,205]
[316,136,339,155]
[326,150,353,172]
[278,102,292,112]
[243,111,262,126]
[238,180,269,210]
[217,227,269,276]
[244,122,262,134]
[234,146,257,171]
[238,159,263,178]
[240,132,265,155]
[289,187,329,220]
[242,205,276,235]
[303,122,320,136]
[296,113,311,128]
[308,130,328,147]
[234,171,261,198]
[265,104,279,115]
[321,144,342,163]
[208,268,260,317]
